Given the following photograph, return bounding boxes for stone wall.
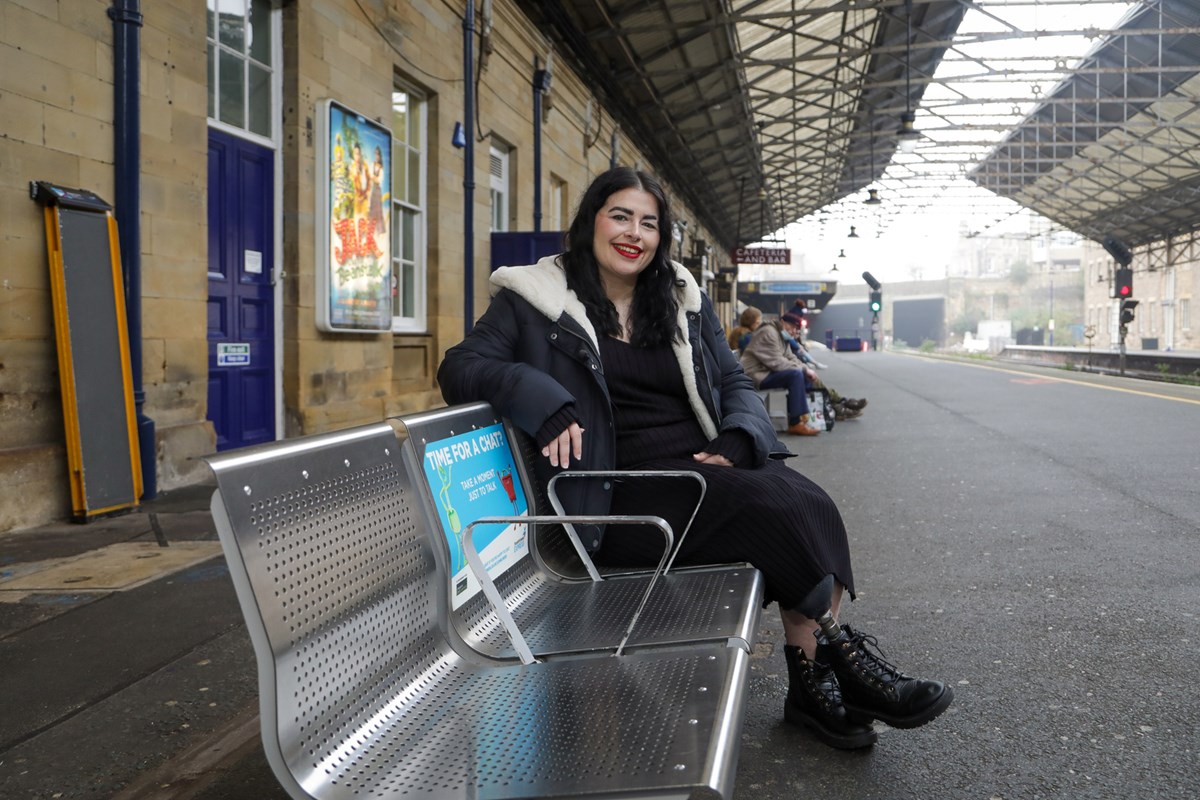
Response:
[0,0,212,531]
[0,0,727,531]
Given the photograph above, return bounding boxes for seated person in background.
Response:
[438,165,952,751]
[777,311,868,419]
[781,308,829,369]
[737,307,864,422]
[742,306,863,418]
[741,311,826,436]
[727,306,763,353]
[790,333,828,369]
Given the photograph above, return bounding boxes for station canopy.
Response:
[516,1,1200,253]
[969,0,1200,248]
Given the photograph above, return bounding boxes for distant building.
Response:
[1082,236,1198,352]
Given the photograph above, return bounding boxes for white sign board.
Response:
[217,342,251,366]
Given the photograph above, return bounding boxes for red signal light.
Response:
[1114,267,1133,299]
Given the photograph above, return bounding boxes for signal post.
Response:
[1114,265,1136,375]
[863,271,882,351]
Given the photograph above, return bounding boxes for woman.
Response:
[438,167,951,750]
[727,305,762,353]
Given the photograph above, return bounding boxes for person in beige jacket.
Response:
[740,311,825,435]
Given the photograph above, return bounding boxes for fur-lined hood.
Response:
[489,254,716,438]
[490,254,703,349]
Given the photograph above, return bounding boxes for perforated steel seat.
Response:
[394,404,764,662]
[209,422,750,800]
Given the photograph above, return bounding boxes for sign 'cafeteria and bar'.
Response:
[732,247,790,265]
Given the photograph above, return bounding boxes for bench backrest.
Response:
[393,403,552,657]
[207,423,450,797]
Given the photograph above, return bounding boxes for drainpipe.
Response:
[109,0,156,499]
[532,58,550,232]
[463,1,476,335]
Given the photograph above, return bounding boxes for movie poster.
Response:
[316,100,393,332]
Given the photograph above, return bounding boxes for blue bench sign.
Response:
[421,423,529,609]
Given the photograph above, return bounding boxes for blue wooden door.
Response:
[207,129,275,451]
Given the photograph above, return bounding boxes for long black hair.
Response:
[560,167,681,347]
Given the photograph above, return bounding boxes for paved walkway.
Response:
[0,481,258,799]
[0,478,820,799]
[5,351,1198,799]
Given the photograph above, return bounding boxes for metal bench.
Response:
[393,402,764,662]
[208,421,754,800]
[755,388,788,431]
[755,387,834,432]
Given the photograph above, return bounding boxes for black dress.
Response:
[594,337,855,610]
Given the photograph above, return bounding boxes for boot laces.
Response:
[804,659,844,709]
[844,626,906,686]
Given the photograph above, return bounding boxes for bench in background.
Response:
[756,388,788,431]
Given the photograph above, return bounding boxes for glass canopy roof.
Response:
[516,0,1200,251]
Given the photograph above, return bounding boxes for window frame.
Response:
[206,0,275,146]
[549,174,567,232]
[489,145,510,233]
[391,82,428,334]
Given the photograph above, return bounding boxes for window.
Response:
[549,175,568,232]
[1181,298,1191,330]
[207,0,274,138]
[489,146,509,232]
[391,85,427,331]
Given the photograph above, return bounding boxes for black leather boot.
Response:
[783,645,877,749]
[817,624,953,729]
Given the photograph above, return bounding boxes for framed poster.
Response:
[421,423,529,610]
[315,99,393,333]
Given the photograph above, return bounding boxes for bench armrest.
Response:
[464,514,673,665]
[545,470,707,580]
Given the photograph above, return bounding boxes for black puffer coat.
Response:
[437,255,789,550]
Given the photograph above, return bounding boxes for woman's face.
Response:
[592,188,661,291]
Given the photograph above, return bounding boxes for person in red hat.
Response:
[743,309,867,421]
[742,310,830,434]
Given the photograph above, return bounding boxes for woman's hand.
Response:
[542,422,585,468]
[692,451,733,467]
